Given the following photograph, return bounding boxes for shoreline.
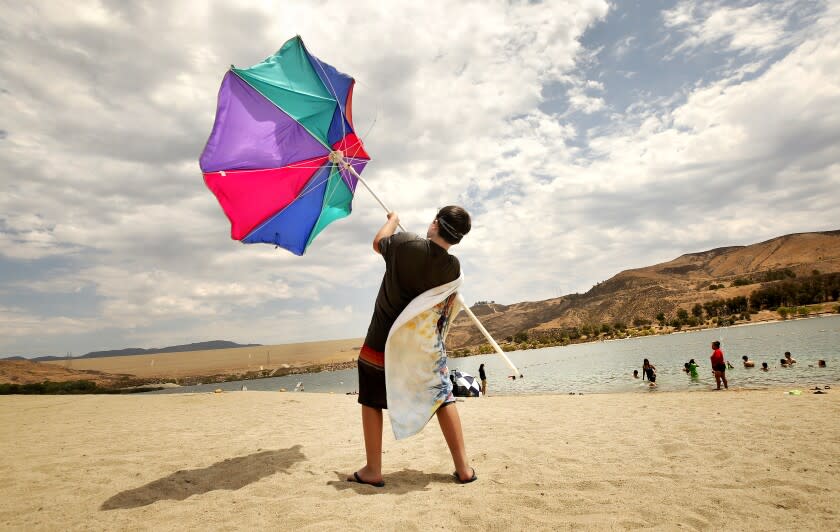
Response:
[6,314,836,390]
[166,382,839,399]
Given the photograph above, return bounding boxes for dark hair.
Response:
[780,358,787,364]
[784,351,791,356]
[762,362,768,368]
[742,355,748,361]
[643,358,650,366]
[689,358,696,364]
[712,341,721,349]
[436,205,471,245]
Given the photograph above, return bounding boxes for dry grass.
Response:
[39,338,364,379]
[0,359,131,386]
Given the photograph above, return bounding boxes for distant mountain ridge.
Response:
[447,229,840,348]
[8,341,261,362]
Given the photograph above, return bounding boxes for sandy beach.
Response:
[1,389,837,530]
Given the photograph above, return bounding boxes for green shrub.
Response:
[0,380,100,395]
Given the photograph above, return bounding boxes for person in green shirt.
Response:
[688,358,699,379]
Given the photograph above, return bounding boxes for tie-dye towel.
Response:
[384,275,463,440]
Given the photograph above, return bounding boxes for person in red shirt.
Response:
[710,340,728,390]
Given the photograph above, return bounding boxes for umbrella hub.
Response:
[328,150,344,164]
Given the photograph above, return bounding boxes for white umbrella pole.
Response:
[341,159,522,378]
[456,294,522,377]
[350,169,407,232]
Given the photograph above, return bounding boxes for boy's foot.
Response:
[453,467,478,484]
[347,467,384,487]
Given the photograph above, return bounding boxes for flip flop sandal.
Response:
[348,471,385,488]
[453,468,478,484]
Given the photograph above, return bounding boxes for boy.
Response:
[348,206,476,487]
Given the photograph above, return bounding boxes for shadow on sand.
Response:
[101,445,306,510]
[328,469,458,495]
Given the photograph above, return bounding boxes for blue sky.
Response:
[1,0,838,357]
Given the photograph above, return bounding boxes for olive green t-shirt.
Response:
[364,232,461,353]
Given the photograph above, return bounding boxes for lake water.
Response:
[150,315,840,396]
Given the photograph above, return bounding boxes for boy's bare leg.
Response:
[347,405,384,483]
[436,403,473,481]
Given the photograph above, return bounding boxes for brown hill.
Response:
[447,230,840,348]
[0,359,133,386]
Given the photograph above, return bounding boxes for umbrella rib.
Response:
[212,164,325,174]
[241,71,337,103]
[307,51,348,146]
[231,70,334,152]
[303,163,345,251]
[243,162,336,241]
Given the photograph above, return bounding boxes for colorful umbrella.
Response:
[199,36,370,255]
[198,36,523,379]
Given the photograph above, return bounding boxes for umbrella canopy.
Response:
[451,370,481,397]
[199,36,370,255]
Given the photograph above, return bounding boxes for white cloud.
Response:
[567,84,607,114]
[1,0,838,356]
[0,306,102,341]
[455,1,840,304]
[662,0,819,57]
[613,35,636,59]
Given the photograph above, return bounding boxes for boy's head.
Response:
[784,351,792,358]
[762,362,768,369]
[712,341,721,349]
[742,355,748,361]
[432,206,471,245]
[689,358,696,364]
[633,369,639,376]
